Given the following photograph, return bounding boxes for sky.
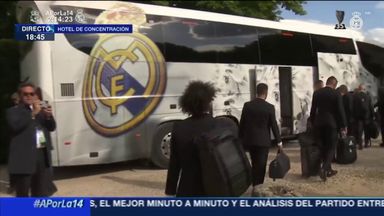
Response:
[281,1,384,46]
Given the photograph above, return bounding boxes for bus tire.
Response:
[151,122,174,169]
[216,116,238,135]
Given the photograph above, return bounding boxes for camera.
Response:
[40,100,50,109]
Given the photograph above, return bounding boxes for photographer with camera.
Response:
[6,83,57,197]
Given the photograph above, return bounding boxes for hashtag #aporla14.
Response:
[34,199,84,208]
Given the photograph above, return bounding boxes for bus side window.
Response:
[139,15,165,57]
[213,22,260,64]
[356,41,384,77]
[162,17,218,63]
[258,28,313,66]
[311,34,356,55]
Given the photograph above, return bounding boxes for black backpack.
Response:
[195,126,252,197]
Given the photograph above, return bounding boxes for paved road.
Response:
[1,140,384,197]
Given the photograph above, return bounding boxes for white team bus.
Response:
[17,1,384,168]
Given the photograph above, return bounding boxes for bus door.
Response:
[248,68,257,100]
[249,66,292,137]
[278,67,294,137]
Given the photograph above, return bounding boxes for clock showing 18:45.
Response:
[23,33,55,41]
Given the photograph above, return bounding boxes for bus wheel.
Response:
[151,122,174,169]
[216,116,238,134]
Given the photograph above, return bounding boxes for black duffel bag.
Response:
[336,136,357,164]
[269,149,290,181]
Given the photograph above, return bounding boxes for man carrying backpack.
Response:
[353,84,371,150]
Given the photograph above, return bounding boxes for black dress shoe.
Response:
[364,140,371,148]
[327,170,338,177]
[380,143,384,147]
[319,169,327,182]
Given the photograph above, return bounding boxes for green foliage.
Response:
[0,1,20,163]
[0,39,20,164]
[133,1,306,20]
[0,1,18,39]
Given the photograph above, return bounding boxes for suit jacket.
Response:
[310,86,346,129]
[353,91,373,121]
[378,87,384,112]
[239,98,281,147]
[368,94,374,120]
[6,104,56,174]
[342,92,354,124]
[165,114,216,197]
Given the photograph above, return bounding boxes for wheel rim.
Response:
[160,132,172,159]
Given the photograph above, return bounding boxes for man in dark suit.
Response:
[6,92,20,194]
[239,83,282,187]
[375,86,384,147]
[6,83,57,197]
[338,85,354,135]
[308,80,324,129]
[353,84,371,149]
[310,76,347,181]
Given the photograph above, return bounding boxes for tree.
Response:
[0,1,17,39]
[132,1,306,21]
[0,1,19,163]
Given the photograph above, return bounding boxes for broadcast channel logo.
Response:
[30,9,41,23]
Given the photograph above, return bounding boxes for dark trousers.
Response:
[248,146,269,186]
[347,121,354,136]
[381,126,384,144]
[12,149,56,197]
[314,125,337,171]
[354,120,368,147]
[381,119,384,144]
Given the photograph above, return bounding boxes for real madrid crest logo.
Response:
[350,11,363,30]
[82,3,166,137]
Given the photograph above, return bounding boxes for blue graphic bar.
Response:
[1,198,384,216]
[15,33,55,41]
[0,198,90,216]
[15,24,133,34]
[90,198,384,216]
[15,24,55,33]
[55,24,132,33]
